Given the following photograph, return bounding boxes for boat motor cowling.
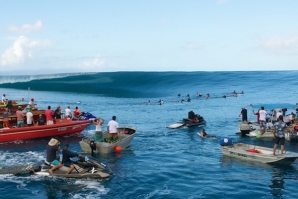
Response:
[220,137,233,146]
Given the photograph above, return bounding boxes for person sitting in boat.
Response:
[188,109,195,120]
[47,138,62,173]
[73,107,81,118]
[62,144,82,174]
[2,94,7,103]
[6,100,14,115]
[2,108,10,128]
[93,117,105,142]
[36,114,46,125]
[200,129,209,138]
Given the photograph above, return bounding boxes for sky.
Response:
[0,0,298,75]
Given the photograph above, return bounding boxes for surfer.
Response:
[200,129,209,138]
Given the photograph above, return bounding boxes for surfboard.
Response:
[167,122,184,129]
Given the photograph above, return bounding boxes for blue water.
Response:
[0,71,298,199]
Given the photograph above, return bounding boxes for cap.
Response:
[18,106,21,110]
[57,105,61,108]
[31,98,34,101]
[3,94,5,96]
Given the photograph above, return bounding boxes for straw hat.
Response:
[48,138,59,146]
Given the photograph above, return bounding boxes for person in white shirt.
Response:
[64,106,71,119]
[258,106,267,134]
[26,108,35,126]
[107,116,119,142]
[2,94,7,103]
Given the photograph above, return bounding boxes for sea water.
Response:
[0,71,298,199]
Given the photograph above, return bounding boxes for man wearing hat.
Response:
[16,106,24,127]
[26,108,35,126]
[47,138,62,173]
[28,98,36,110]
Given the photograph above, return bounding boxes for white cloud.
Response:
[0,36,53,66]
[7,20,43,34]
[82,55,106,70]
[260,36,298,55]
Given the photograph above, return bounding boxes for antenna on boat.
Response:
[28,87,30,101]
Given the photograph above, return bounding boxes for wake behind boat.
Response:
[80,126,137,154]
[220,138,298,165]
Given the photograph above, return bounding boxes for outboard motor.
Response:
[89,140,97,156]
[220,137,233,146]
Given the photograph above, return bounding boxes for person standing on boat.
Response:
[36,114,46,125]
[45,106,54,125]
[28,98,36,110]
[54,105,62,119]
[62,144,82,174]
[273,115,290,155]
[47,138,62,173]
[26,108,35,126]
[239,106,247,122]
[6,100,14,115]
[64,106,72,119]
[16,106,24,127]
[258,106,267,135]
[252,108,260,123]
[2,108,10,128]
[107,116,119,142]
[93,117,105,142]
[73,107,81,118]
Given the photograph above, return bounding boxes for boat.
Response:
[79,126,137,154]
[0,101,28,114]
[0,119,91,142]
[220,137,298,165]
[0,111,96,128]
[167,114,206,129]
[0,156,112,178]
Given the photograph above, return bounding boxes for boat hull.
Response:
[0,119,90,142]
[79,127,137,154]
[221,143,298,165]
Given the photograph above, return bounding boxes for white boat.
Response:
[79,126,137,154]
[220,138,298,165]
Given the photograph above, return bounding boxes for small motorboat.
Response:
[167,114,206,129]
[220,137,298,165]
[0,156,112,178]
[79,126,137,154]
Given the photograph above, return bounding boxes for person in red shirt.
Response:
[45,105,54,125]
[252,109,260,124]
[73,107,81,118]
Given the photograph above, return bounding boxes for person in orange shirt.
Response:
[73,107,81,118]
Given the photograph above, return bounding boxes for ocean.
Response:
[0,71,298,199]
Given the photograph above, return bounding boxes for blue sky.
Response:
[0,0,298,75]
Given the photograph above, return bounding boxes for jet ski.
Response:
[0,156,112,178]
[72,112,97,121]
[167,114,206,129]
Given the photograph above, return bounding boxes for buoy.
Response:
[114,146,122,153]
[256,133,261,138]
